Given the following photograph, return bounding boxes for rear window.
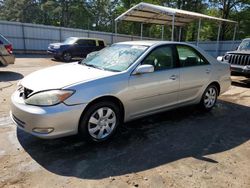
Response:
[98,40,105,47]
[0,34,10,44]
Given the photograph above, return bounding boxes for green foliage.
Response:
[0,0,249,40]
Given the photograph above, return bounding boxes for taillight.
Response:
[4,44,13,54]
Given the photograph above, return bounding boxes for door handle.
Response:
[206,69,211,74]
[170,75,177,80]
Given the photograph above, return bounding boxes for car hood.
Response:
[227,50,250,55]
[21,63,116,91]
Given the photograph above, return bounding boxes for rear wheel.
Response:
[200,85,218,111]
[62,52,72,62]
[79,101,121,142]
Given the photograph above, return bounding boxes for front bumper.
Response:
[10,91,86,139]
[231,64,250,75]
[47,49,62,57]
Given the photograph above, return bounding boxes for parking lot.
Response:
[0,56,250,188]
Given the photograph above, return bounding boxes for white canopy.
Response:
[114,2,238,56]
[115,2,237,26]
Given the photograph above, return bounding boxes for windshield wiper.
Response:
[82,63,104,70]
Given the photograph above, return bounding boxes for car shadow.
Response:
[17,100,250,179]
[0,71,24,81]
[232,78,250,88]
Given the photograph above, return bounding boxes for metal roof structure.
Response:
[115,2,237,26]
[114,2,238,55]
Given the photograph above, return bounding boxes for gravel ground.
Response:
[0,56,250,188]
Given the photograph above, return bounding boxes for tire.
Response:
[62,52,72,62]
[53,56,60,60]
[199,84,218,111]
[79,101,121,142]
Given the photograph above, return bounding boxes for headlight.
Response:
[25,90,74,106]
[53,45,60,49]
[224,54,230,61]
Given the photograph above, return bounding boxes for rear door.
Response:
[176,45,212,103]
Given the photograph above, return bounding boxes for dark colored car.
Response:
[218,38,250,78]
[47,37,106,62]
[0,33,15,66]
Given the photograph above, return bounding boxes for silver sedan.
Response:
[10,41,231,142]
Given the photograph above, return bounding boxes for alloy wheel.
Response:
[87,107,117,139]
[204,87,217,108]
[63,52,72,61]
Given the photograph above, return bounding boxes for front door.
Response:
[127,45,180,119]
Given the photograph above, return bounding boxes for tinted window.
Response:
[142,46,174,71]
[176,45,209,67]
[77,39,87,45]
[98,40,105,47]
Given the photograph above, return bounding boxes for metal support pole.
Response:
[197,18,201,46]
[171,14,175,41]
[178,27,182,42]
[231,24,237,49]
[115,20,117,43]
[161,25,164,40]
[216,22,222,57]
[140,23,143,40]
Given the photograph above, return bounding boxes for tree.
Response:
[210,0,250,40]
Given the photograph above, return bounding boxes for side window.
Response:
[86,40,96,47]
[77,39,87,45]
[176,45,209,67]
[98,40,105,47]
[142,46,174,71]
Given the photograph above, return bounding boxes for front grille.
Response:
[23,87,33,99]
[228,54,250,66]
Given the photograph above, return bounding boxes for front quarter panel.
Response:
[63,73,129,106]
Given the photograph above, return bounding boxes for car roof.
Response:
[116,40,192,47]
[69,37,104,41]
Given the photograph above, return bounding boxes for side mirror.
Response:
[217,56,223,61]
[134,64,154,75]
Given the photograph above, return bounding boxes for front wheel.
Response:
[200,85,218,111]
[62,52,72,62]
[79,101,121,142]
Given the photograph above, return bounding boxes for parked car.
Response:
[47,37,106,62]
[11,41,231,142]
[0,33,15,66]
[217,38,250,78]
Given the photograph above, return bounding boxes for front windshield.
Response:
[63,37,77,44]
[238,39,250,51]
[81,44,148,72]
